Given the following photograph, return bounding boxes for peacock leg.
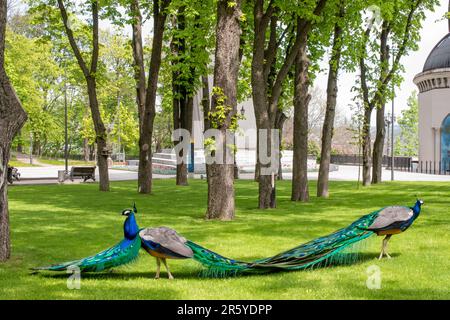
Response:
[378,236,385,259]
[378,241,384,260]
[384,235,392,259]
[155,258,161,279]
[378,235,392,260]
[161,258,174,279]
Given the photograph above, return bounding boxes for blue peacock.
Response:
[33,200,424,278]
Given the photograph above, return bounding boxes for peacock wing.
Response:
[139,227,193,258]
[367,206,413,230]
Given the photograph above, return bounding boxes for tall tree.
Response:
[357,0,437,185]
[317,0,346,197]
[205,0,242,220]
[166,1,214,186]
[130,0,171,194]
[290,0,328,202]
[0,0,27,261]
[57,0,110,191]
[251,0,327,208]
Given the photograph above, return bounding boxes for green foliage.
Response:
[353,0,439,108]
[395,91,419,156]
[208,87,244,131]
[308,140,321,158]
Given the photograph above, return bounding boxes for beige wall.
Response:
[418,89,450,163]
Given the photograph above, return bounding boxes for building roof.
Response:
[423,33,450,72]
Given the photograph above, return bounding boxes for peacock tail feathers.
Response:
[185,241,252,277]
[187,209,380,277]
[32,236,141,272]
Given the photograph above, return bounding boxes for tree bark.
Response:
[202,74,211,183]
[372,103,385,183]
[251,0,327,208]
[131,0,146,122]
[171,9,189,186]
[131,0,170,194]
[83,138,89,161]
[362,107,372,186]
[291,35,310,202]
[57,0,109,191]
[275,111,287,180]
[358,2,419,186]
[372,22,390,184]
[205,0,241,220]
[317,4,344,197]
[0,0,28,261]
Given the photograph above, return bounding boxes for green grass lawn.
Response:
[1,179,449,299]
[36,158,95,166]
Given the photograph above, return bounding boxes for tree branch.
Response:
[269,0,328,115]
[57,0,90,78]
[90,0,99,75]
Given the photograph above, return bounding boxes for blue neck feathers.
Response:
[124,213,139,239]
[411,201,422,219]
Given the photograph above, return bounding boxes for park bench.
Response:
[70,166,96,182]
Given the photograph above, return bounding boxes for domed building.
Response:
[414,31,450,170]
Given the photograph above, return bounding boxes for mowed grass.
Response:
[1,179,449,300]
[36,158,96,166]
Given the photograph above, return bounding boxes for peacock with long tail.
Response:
[33,200,423,278]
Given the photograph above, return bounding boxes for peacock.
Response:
[33,200,423,278]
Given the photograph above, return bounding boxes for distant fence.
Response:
[406,160,450,175]
[330,154,450,175]
[330,154,412,167]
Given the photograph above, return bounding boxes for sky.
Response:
[314,0,449,120]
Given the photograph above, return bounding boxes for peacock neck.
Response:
[411,201,422,220]
[124,213,139,239]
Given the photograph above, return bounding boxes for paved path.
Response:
[240,165,450,182]
[14,153,53,167]
[12,166,174,185]
[10,165,450,185]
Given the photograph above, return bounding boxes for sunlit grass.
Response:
[36,158,95,166]
[1,179,449,299]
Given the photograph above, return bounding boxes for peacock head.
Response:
[413,199,424,214]
[121,209,133,217]
[121,203,138,217]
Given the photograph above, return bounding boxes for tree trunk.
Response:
[205,0,241,220]
[251,0,327,209]
[171,7,190,186]
[372,23,390,184]
[275,111,287,180]
[362,107,372,186]
[291,37,310,202]
[133,0,170,194]
[372,103,386,183]
[83,138,89,162]
[131,0,146,123]
[317,8,344,198]
[58,0,109,191]
[202,74,212,183]
[86,77,109,191]
[0,0,28,261]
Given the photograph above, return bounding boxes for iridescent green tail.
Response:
[186,210,379,277]
[32,236,141,272]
